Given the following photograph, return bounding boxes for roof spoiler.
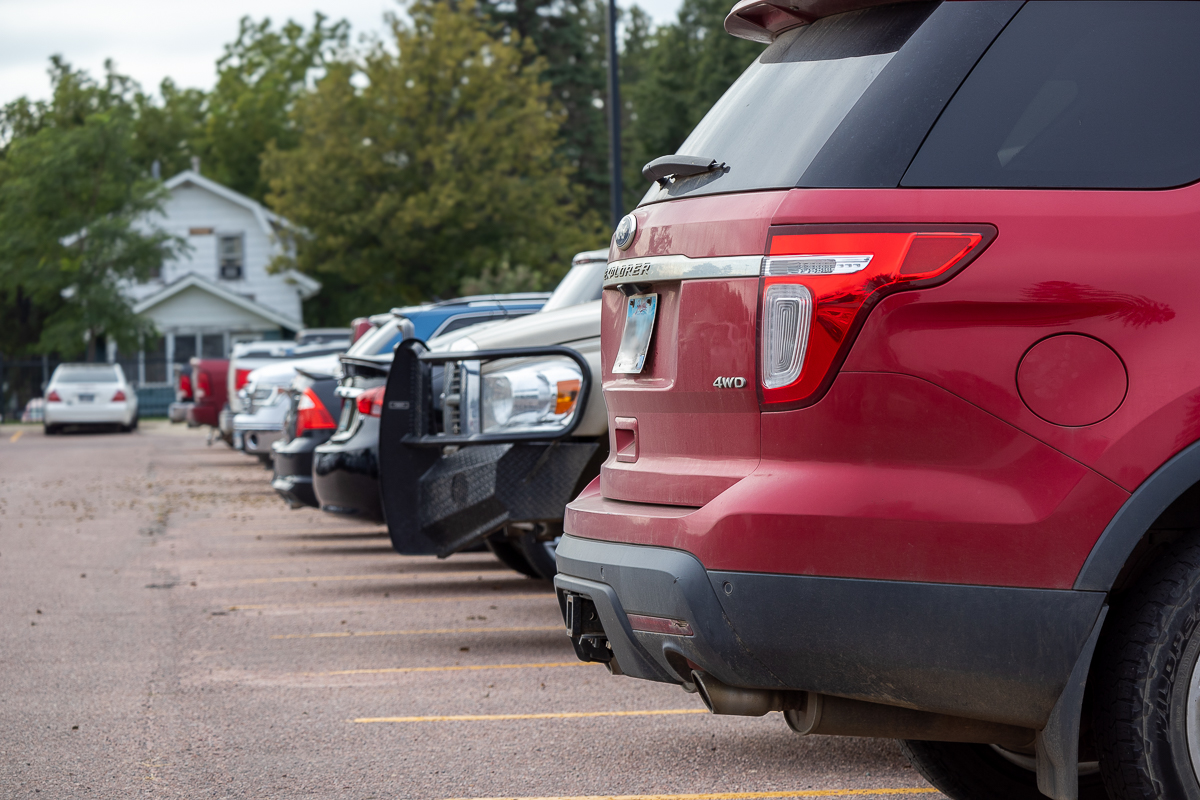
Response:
[725,0,907,43]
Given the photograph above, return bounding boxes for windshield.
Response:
[349,319,406,356]
[54,365,120,384]
[541,260,606,312]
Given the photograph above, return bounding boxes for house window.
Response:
[218,235,244,280]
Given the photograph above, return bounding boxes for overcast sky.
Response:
[0,0,683,107]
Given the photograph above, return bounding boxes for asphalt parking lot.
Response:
[0,422,945,799]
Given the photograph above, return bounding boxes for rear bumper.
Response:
[234,408,286,455]
[241,428,282,455]
[188,402,221,429]
[271,433,329,508]
[45,403,134,425]
[314,422,382,521]
[382,440,600,557]
[168,402,192,423]
[553,534,1105,730]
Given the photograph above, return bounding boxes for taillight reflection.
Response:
[760,227,995,407]
[356,386,385,418]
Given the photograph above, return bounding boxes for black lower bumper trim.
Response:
[383,440,598,557]
[554,535,1105,729]
[272,474,317,509]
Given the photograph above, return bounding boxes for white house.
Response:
[120,169,321,384]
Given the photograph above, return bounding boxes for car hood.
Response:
[429,300,601,352]
[248,354,341,385]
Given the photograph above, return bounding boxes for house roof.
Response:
[159,170,322,301]
[132,272,303,330]
[163,170,284,239]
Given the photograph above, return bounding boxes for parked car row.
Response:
[156,2,1200,798]
[173,251,605,580]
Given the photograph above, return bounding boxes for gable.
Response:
[138,284,284,331]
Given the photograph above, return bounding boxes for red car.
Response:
[186,357,229,431]
[555,3,1200,799]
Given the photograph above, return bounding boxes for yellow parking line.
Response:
[229,593,555,611]
[354,709,707,723]
[440,790,940,800]
[234,570,526,585]
[272,625,562,640]
[219,529,387,538]
[318,661,597,676]
[10,430,22,442]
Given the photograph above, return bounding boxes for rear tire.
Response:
[485,534,539,578]
[1091,538,1200,800]
[901,740,1107,800]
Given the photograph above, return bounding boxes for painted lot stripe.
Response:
[215,529,387,537]
[317,661,597,676]
[229,593,555,610]
[231,570,526,585]
[441,790,940,800]
[354,709,708,723]
[10,429,23,442]
[272,625,562,640]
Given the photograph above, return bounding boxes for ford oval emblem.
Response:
[614,214,637,251]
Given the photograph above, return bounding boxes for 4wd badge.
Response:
[713,376,746,388]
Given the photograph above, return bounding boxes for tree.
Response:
[478,0,613,219]
[0,60,184,359]
[263,0,604,324]
[131,78,208,178]
[623,0,762,203]
[204,14,350,201]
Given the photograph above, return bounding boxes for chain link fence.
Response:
[0,355,178,421]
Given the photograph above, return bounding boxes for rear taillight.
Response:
[46,390,61,403]
[350,317,375,344]
[759,226,995,408]
[296,388,337,436]
[235,368,252,390]
[356,386,385,418]
[178,373,193,401]
[112,390,126,402]
[196,371,211,400]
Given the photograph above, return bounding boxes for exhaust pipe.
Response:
[690,671,1035,749]
[691,671,801,716]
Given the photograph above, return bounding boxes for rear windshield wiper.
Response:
[641,155,726,186]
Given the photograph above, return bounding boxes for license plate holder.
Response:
[78,394,94,403]
[612,293,658,374]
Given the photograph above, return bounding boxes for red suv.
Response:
[554,3,1200,799]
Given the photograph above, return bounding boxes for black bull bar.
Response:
[378,340,598,557]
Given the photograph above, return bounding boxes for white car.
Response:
[43,363,139,434]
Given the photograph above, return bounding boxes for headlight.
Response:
[466,357,583,435]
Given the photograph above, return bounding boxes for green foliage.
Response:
[478,0,612,218]
[460,256,545,296]
[0,61,184,359]
[263,0,605,324]
[622,0,763,208]
[204,14,350,201]
[131,78,208,178]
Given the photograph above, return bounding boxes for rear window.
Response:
[540,260,605,312]
[639,2,1018,201]
[55,365,120,384]
[904,2,1200,189]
